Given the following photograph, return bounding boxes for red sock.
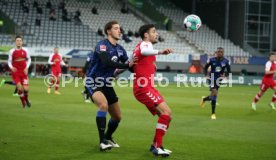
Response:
[153,115,171,148]
[253,93,262,103]
[18,90,26,107]
[271,92,276,103]
[55,80,59,91]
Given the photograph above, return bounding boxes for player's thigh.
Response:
[21,75,29,91]
[156,102,172,116]
[51,71,59,81]
[92,91,108,111]
[108,102,121,121]
[15,83,23,91]
[102,87,119,106]
[210,88,218,96]
[260,83,269,92]
[56,72,61,81]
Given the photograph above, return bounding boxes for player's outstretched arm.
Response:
[158,48,173,55]
[141,47,173,56]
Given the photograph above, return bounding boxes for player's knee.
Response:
[97,102,108,111]
[162,107,172,116]
[17,87,23,92]
[113,116,121,122]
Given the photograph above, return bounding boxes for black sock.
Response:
[211,105,216,114]
[96,111,107,143]
[203,96,211,101]
[211,96,217,114]
[14,88,18,94]
[105,119,119,140]
[5,81,14,85]
[86,93,90,100]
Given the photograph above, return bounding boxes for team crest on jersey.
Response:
[117,50,123,57]
[111,56,118,62]
[100,45,107,51]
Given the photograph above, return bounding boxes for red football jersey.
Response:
[133,41,157,88]
[262,61,276,82]
[8,47,31,72]
[48,53,64,72]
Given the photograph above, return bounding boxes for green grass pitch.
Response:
[0,77,276,160]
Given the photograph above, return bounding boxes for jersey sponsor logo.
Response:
[215,66,222,72]
[111,56,118,62]
[100,45,107,51]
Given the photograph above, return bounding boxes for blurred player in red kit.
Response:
[252,52,276,111]
[132,24,173,157]
[47,47,67,95]
[8,36,31,108]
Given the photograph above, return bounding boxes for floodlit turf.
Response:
[0,77,276,160]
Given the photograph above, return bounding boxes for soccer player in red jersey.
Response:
[132,24,173,157]
[252,52,276,110]
[47,47,67,95]
[8,36,31,108]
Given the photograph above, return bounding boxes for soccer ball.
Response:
[183,14,202,32]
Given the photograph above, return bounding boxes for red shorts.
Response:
[12,72,29,86]
[134,87,165,115]
[260,80,276,91]
[51,70,61,78]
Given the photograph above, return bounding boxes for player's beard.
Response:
[152,37,158,44]
[112,34,120,41]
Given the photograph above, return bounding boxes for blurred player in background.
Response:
[81,52,93,103]
[0,79,18,96]
[132,24,173,157]
[8,36,31,108]
[47,47,67,95]
[200,47,231,119]
[85,21,136,151]
[251,52,276,111]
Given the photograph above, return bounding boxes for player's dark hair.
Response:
[269,52,276,57]
[104,20,119,35]
[217,47,224,50]
[15,35,22,41]
[139,24,155,39]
